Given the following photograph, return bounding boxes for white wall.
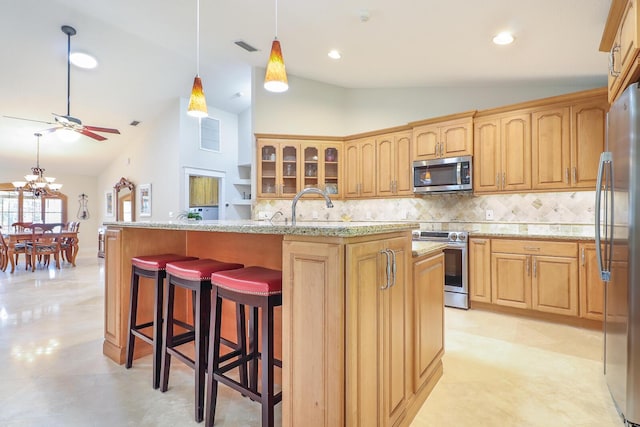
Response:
[253,68,607,136]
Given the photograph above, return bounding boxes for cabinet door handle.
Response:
[380,249,391,290]
[581,247,585,266]
[390,249,397,288]
[523,246,540,252]
[502,173,506,189]
[526,256,530,276]
[572,167,577,185]
[565,168,569,184]
[533,258,537,278]
[496,173,500,188]
[609,43,621,77]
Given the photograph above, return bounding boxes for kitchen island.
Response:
[102,220,445,427]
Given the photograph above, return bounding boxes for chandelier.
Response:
[12,133,63,197]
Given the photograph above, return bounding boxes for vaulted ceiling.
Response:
[0,0,610,176]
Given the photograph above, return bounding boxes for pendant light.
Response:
[264,0,288,92]
[187,0,208,117]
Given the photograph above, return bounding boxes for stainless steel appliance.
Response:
[596,82,640,427]
[413,230,469,309]
[412,155,472,194]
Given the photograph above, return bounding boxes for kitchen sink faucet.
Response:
[291,187,334,225]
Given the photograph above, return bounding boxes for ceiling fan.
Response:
[3,25,120,142]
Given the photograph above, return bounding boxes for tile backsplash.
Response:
[254,191,596,225]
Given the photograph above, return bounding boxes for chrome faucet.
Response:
[291,187,334,225]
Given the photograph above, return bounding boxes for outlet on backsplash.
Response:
[485,209,494,220]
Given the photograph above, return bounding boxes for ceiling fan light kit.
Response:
[187,0,208,117]
[264,0,288,92]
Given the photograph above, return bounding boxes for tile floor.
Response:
[0,249,625,426]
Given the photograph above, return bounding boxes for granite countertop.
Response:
[103,220,419,238]
[412,241,448,258]
[416,223,597,241]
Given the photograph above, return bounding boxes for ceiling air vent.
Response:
[234,40,258,52]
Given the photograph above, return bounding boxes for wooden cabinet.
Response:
[376,130,413,197]
[571,99,608,189]
[531,98,607,191]
[257,137,343,199]
[257,139,300,199]
[474,112,531,193]
[531,106,571,190]
[412,252,444,392]
[491,239,578,316]
[346,236,410,426]
[469,238,491,303]
[344,137,377,198]
[412,114,473,161]
[579,243,605,321]
[601,0,640,103]
[189,176,219,206]
[301,143,342,198]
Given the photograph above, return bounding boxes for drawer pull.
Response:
[523,246,540,251]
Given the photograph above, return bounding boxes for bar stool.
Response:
[206,266,283,427]
[125,254,198,389]
[160,258,245,423]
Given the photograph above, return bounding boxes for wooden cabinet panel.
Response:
[532,107,571,190]
[571,100,607,189]
[501,113,531,191]
[491,252,531,309]
[413,116,473,161]
[491,239,577,257]
[532,255,578,316]
[377,134,395,196]
[469,238,492,303]
[345,142,360,198]
[346,236,410,427]
[376,130,413,197]
[473,119,501,193]
[413,252,444,391]
[395,132,413,195]
[579,243,605,320]
[360,139,377,198]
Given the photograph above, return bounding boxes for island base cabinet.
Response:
[346,236,410,427]
[532,256,578,316]
[491,252,531,309]
[413,253,444,391]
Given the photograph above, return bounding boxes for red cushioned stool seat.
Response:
[160,258,244,423]
[126,254,198,390]
[206,266,283,427]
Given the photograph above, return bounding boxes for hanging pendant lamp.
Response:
[264,0,288,92]
[187,0,208,117]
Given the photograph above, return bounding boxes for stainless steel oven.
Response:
[412,230,469,309]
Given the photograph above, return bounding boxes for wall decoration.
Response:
[77,193,90,220]
[139,183,152,217]
[105,191,114,216]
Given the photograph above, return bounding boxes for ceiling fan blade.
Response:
[84,125,120,134]
[79,128,107,141]
[3,115,56,125]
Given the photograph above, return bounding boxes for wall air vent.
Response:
[234,40,258,52]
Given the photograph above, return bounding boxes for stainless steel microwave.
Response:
[413,155,472,193]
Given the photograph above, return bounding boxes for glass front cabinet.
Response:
[257,138,342,199]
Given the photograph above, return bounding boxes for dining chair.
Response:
[26,225,61,271]
[60,222,79,263]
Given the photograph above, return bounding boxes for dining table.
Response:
[3,230,79,273]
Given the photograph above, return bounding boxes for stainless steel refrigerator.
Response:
[596,82,640,427]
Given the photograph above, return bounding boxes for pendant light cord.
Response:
[66,31,71,116]
[275,0,278,39]
[196,0,200,75]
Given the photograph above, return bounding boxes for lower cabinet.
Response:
[413,252,444,391]
[346,236,410,427]
[579,243,604,321]
[469,238,491,303]
[491,239,578,316]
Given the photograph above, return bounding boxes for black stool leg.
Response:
[236,302,248,388]
[125,269,140,369]
[249,306,259,393]
[195,284,211,423]
[160,276,175,392]
[152,271,164,389]
[262,297,275,427]
[205,288,223,427]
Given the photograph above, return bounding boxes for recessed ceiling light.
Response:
[492,31,515,45]
[328,49,342,60]
[69,52,98,69]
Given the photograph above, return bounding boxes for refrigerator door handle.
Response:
[595,151,613,282]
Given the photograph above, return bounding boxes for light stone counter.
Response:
[103,219,419,238]
[412,241,448,258]
[414,222,596,241]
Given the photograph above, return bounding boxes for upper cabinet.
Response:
[412,113,474,161]
[473,112,531,193]
[376,130,413,197]
[344,137,377,199]
[571,98,608,188]
[256,136,343,199]
[601,0,640,103]
[531,106,571,190]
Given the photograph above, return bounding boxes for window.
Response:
[0,185,68,230]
